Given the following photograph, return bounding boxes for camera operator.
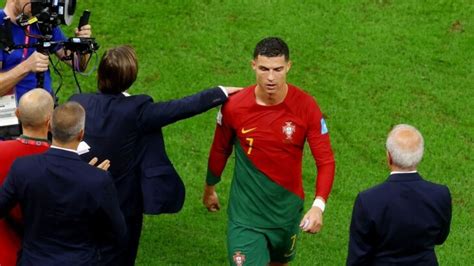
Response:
[0,0,92,138]
[0,0,92,99]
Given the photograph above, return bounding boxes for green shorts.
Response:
[227,220,300,265]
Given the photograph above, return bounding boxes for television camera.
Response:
[0,0,99,89]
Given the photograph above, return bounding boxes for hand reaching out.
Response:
[88,157,111,171]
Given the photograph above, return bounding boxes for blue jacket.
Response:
[70,87,227,216]
[347,172,452,266]
[0,148,126,266]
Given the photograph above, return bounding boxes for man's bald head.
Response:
[16,88,54,129]
[386,124,424,169]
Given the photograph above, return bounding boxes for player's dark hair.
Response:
[98,45,138,94]
[253,37,289,61]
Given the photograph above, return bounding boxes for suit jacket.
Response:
[0,148,126,266]
[70,87,227,216]
[347,172,452,266]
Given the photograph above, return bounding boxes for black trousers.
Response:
[99,214,143,266]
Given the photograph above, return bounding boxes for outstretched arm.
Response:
[55,24,93,72]
[138,86,239,131]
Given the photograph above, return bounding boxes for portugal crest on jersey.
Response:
[233,251,246,266]
[282,121,296,140]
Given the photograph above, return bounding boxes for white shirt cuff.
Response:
[218,86,228,97]
[312,198,326,212]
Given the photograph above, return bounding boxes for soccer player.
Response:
[203,37,336,265]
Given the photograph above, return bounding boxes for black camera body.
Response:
[31,0,77,28]
[0,0,98,88]
[0,0,98,55]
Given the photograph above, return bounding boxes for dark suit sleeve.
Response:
[97,175,127,245]
[435,186,452,245]
[137,87,227,132]
[0,171,19,218]
[347,194,375,266]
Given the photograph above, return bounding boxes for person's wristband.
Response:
[312,198,326,212]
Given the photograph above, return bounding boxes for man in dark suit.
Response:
[0,102,126,265]
[347,124,452,266]
[70,45,240,265]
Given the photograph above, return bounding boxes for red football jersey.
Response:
[208,84,335,200]
[0,137,49,266]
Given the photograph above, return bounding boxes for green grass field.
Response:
[39,0,474,264]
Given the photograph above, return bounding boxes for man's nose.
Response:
[268,70,274,81]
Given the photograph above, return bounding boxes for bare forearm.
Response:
[79,53,90,71]
[56,49,90,72]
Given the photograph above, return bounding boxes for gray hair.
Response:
[17,88,54,128]
[386,124,424,169]
[51,102,85,143]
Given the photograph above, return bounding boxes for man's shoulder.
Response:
[221,86,254,113]
[70,92,152,106]
[47,152,112,185]
[358,181,390,199]
[9,152,46,171]
[0,140,48,159]
[80,165,112,186]
[419,177,451,196]
[358,175,451,201]
[0,139,18,148]
[288,84,318,105]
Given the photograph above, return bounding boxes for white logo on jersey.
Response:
[320,118,328,134]
[282,122,296,140]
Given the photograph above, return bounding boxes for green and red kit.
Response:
[207,84,335,228]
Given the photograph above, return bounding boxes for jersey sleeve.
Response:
[306,98,335,201]
[206,104,235,185]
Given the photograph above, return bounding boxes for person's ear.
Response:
[286,60,292,73]
[77,129,85,142]
[386,151,393,166]
[15,109,20,119]
[44,115,51,128]
[251,59,257,71]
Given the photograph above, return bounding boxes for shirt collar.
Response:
[50,145,79,154]
[390,170,417,175]
[19,134,49,142]
[387,171,422,182]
